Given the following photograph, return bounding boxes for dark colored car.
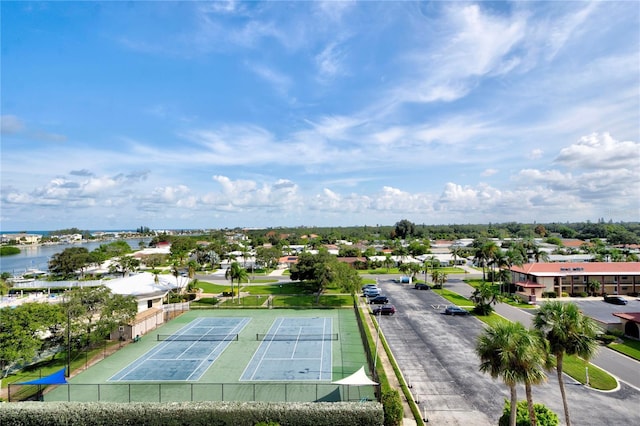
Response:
[369,295,389,304]
[604,296,628,305]
[372,304,396,315]
[444,305,469,315]
[414,283,430,290]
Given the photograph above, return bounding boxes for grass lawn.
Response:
[194,282,228,294]
[219,295,269,307]
[473,312,510,328]
[359,268,401,275]
[271,294,353,308]
[563,355,617,390]
[609,338,640,361]
[432,288,473,307]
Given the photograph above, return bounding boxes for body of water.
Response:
[0,239,151,275]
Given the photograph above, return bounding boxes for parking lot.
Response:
[549,297,640,323]
[372,278,640,425]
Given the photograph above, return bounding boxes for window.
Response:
[147,300,153,309]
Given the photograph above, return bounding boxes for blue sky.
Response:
[1,1,639,232]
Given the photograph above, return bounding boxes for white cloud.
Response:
[246,62,292,96]
[1,115,25,134]
[315,41,347,80]
[555,133,640,170]
[528,149,543,159]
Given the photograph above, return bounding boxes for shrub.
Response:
[498,400,559,426]
[472,303,494,316]
[542,292,557,299]
[0,401,384,426]
[597,334,617,344]
[609,329,625,338]
[561,292,569,298]
[381,389,403,426]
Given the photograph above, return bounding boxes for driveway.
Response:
[374,278,640,425]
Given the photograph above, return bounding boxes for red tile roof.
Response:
[510,262,640,276]
[612,312,640,323]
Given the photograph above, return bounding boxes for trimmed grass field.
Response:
[609,338,640,361]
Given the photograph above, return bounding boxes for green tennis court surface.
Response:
[241,317,333,381]
[43,309,375,403]
[109,317,250,381]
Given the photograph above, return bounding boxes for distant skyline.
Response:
[1,1,639,232]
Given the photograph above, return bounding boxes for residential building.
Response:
[510,262,640,301]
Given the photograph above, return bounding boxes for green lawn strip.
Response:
[563,355,617,390]
[474,312,511,328]
[218,295,268,307]
[271,294,352,308]
[194,282,228,293]
[609,338,640,361]
[359,268,401,275]
[432,288,473,307]
[190,297,220,307]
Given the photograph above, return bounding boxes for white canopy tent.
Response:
[332,366,378,402]
[332,366,378,386]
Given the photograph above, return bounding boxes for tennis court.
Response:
[241,317,333,381]
[108,317,250,381]
[42,309,376,403]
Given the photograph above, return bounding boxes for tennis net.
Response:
[256,333,339,341]
[157,334,239,342]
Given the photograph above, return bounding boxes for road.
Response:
[445,276,640,391]
[372,277,640,425]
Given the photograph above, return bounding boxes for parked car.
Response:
[362,284,378,291]
[604,295,628,305]
[372,304,396,315]
[369,295,389,304]
[363,287,381,297]
[444,305,469,315]
[414,283,430,290]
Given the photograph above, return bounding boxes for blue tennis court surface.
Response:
[240,317,333,381]
[109,317,250,382]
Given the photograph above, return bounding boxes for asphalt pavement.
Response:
[373,277,640,426]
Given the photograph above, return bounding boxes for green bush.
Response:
[561,292,569,298]
[609,328,625,338]
[381,389,403,426]
[597,334,617,344]
[498,400,559,426]
[0,401,384,426]
[0,246,21,256]
[542,292,556,298]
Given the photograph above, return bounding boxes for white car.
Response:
[364,287,381,297]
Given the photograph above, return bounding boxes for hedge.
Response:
[0,401,384,426]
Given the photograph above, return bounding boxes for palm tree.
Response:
[225,262,248,303]
[383,254,393,272]
[476,322,548,426]
[533,301,600,426]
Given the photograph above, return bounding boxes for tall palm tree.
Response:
[533,301,600,426]
[476,322,548,426]
[225,262,248,303]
